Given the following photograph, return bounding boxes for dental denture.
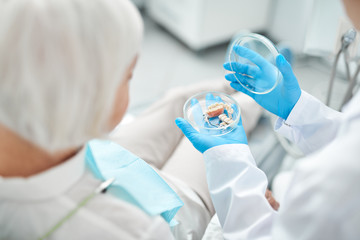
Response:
[205,103,224,118]
[205,102,235,128]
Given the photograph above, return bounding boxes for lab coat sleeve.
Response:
[203,144,277,240]
[274,91,343,154]
[272,129,360,239]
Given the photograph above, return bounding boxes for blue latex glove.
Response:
[224,46,301,120]
[176,93,247,153]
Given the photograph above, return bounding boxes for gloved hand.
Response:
[176,93,247,154]
[224,45,301,120]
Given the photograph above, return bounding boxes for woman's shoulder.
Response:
[66,170,174,239]
[0,169,174,240]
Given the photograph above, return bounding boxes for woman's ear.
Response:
[107,56,138,130]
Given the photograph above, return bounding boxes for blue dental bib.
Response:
[85,139,183,224]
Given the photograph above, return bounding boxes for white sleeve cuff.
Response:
[273,91,312,148]
[274,90,311,131]
[273,90,343,154]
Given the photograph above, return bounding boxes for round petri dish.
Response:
[227,33,281,94]
[183,91,241,136]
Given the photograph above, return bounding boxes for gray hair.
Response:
[0,0,143,151]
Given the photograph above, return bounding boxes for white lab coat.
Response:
[203,91,360,239]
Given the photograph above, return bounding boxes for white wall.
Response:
[269,0,353,57]
[269,0,315,53]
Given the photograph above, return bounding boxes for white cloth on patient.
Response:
[0,149,174,240]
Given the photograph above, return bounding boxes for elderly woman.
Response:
[0,0,266,239]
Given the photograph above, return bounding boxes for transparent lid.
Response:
[228,33,281,94]
[183,91,241,136]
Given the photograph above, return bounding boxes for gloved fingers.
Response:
[276,54,298,88]
[191,98,200,107]
[225,72,255,85]
[224,73,237,83]
[226,73,255,96]
[215,96,223,103]
[230,103,239,118]
[233,45,268,68]
[225,116,248,144]
[223,62,260,78]
[175,118,199,139]
[175,118,207,152]
[205,92,216,107]
[229,81,256,99]
[237,115,244,127]
[190,98,205,127]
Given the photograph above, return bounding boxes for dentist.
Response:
[176,0,360,239]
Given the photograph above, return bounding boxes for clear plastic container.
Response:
[183,92,241,136]
[227,33,281,94]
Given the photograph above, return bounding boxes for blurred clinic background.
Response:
[126,0,360,187]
